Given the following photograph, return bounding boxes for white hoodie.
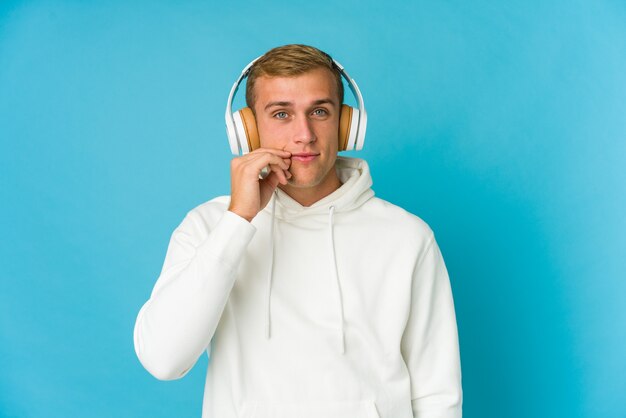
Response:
[134,157,462,418]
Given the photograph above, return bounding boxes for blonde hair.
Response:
[245,44,344,111]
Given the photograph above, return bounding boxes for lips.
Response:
[291,152,319,162]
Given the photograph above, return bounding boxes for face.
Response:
[253,67,341,201]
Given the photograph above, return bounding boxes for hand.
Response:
[228,148,292,222]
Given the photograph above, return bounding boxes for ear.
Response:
[239,107,260,151]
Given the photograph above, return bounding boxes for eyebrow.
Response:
[264,98,337,111]
[264,101,292,111]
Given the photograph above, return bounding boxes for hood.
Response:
[260,157,375,355]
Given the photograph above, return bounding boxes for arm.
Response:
[134,147,290,380]
[401,235,463,418]
[133,209,256,380]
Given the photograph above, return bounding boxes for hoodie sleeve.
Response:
[401,234,463,418]
[133,209,256,381]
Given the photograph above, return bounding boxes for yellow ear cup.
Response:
[239,107,260,152]
[338,104,354,151]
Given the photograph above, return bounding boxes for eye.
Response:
[312,108,328,117]
[273,111,289,120]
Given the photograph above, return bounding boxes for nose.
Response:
[292,115,316,145]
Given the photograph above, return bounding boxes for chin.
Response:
[286,177,320,188]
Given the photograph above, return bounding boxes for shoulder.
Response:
[360,196,435,244]
[363,197,433,233]
[189,195,231,216]
[176,195,232,232]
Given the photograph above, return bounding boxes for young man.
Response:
[134,44,463,418]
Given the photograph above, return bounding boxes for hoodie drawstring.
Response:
[264,200,346,354]
[328,206,346,354]
[264,194,277,339]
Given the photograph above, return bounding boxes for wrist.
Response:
[227,206,255,223]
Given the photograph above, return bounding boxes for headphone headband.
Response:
[225,55,367,155]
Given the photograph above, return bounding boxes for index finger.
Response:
[250,147,291,157]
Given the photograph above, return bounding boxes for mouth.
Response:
[291,152,319,163]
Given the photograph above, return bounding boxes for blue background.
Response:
[1,1,625,417]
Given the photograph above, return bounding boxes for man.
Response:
[134,44,462,418]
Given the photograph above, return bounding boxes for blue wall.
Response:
[1,1,624,417]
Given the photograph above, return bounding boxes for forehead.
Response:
[253,67,339,107]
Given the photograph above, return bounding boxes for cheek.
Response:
[321,124,340,150]
[257,120,279,148]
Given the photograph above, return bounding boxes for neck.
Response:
[278,167,342,207]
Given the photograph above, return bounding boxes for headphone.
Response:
[225,55,367,155]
